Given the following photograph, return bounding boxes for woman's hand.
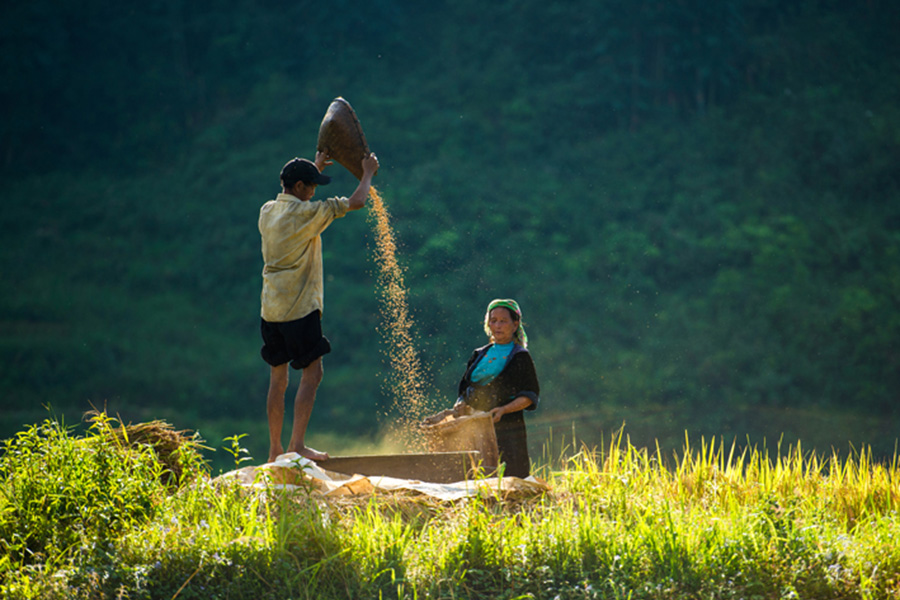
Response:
[453,399,473,417]
[421,409,451,426]
[490,396,533,423]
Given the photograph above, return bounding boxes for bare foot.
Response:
[268,445,285,463]
[289,445,329,462]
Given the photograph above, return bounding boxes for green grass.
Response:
[1,415,899,599]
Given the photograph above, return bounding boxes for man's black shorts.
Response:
[260,311,331,369]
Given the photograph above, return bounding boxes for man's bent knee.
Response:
[301,358,324,386]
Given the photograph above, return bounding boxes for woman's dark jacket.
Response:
[458,343,540,478]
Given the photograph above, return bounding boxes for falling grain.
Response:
[367,186,433,446]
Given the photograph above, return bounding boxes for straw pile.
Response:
[85,410,207,485]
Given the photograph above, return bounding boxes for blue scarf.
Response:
[470,342,515,384]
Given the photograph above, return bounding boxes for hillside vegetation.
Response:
[1,1,899,461]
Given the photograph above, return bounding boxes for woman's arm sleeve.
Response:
[457,350,479,397]
[512,352,540,410]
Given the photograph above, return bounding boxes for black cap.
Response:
[280,158,331,187]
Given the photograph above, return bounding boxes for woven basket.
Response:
[316,97,375,180]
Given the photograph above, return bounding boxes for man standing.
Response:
[259,150,379,462]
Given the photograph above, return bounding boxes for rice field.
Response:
[1,414,898,599]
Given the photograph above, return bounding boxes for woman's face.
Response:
[488,307,517,345]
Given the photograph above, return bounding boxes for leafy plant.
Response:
[221,433,253,470]
[0,413,168,574]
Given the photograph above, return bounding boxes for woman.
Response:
[455,298,540,478]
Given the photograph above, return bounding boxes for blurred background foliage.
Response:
[2,0,899,468]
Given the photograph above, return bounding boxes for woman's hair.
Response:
[483,298,528,348]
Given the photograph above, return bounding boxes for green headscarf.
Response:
[483,298,528,349]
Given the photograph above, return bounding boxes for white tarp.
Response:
[221,452,549,502]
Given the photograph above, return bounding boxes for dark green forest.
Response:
[2,0,899,466]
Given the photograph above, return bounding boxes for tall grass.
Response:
[1,416,898,599]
